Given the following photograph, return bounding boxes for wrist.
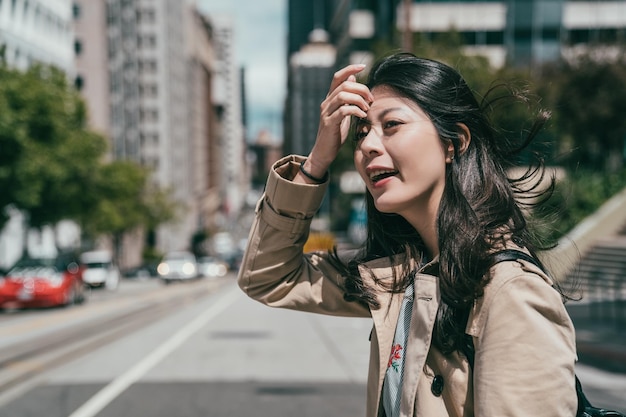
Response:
[299,159,329,183]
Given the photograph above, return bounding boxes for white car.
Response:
[157,251,198,284]
[80,250,120,290]
[197,256,229,278]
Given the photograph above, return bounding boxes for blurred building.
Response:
[207,15,247,225]
[0,0,74,73]
[187,10,222,242]
[248,129,283,188]
[284,28,336,157]
[73,0,232,265]
[399,0,626,70]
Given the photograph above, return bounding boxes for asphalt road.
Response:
[0,276,624,416]
[0,276,372,417]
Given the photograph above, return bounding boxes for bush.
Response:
[535,168,626,244]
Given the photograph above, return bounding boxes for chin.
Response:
[373,199,399,214]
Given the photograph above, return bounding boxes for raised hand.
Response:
[296,64,373,184]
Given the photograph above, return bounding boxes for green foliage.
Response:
[538,55,626,172]
[0,63,108,228]
[79,161,179,239]
[535,169,626,243]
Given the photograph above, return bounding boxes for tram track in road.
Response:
[0,278,230,397]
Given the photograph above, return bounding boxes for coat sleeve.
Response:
[470,262,578,417]
[237,155,370,318]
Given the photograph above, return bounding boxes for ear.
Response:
[455,123,471,156]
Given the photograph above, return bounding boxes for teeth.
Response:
[369,169,397,181]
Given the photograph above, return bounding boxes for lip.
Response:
[365,165,398,186]
[370,176,394,188]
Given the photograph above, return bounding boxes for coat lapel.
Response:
[359,256,440,416]
[400,273,440,416]
[359,259,405,412]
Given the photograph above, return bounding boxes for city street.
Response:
[0,276,371,416]
[0,275,624,416]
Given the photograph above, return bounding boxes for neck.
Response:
[401,203,440,259]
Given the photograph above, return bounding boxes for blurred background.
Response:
[1,0,626,275]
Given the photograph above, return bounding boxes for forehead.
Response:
[368,85,429,119]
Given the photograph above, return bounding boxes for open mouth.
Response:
[370,169,398,183]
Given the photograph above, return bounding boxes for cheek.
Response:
[353,152,366,180]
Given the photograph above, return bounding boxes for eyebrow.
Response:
[358,107,405,124]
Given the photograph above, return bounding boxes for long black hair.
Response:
[332,52,554,354]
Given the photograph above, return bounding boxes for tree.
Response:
[543,54,626,172]
[0,63,108,247]
[79,161,179,263]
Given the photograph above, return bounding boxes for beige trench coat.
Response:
[238,155,578,417]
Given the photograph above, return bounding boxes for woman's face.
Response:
[353,86,450,224]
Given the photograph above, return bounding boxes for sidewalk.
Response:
[566,301,626,373]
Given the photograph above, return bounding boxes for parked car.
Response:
[197,256,229,278]
[0,253,87,309]
[157,251,198,284]
[80,250,120,290]
[123,262,158,279]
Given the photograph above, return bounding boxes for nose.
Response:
[358,128,384,157]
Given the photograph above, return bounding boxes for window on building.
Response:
[73,3,80,19]
[542,27,560,41]
[485,31,504,45]
[75,75,84,91]
[146,8,155,23]
[514,28,532,42]
[74,39,82,55]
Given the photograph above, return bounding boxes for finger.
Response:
[340,115,352,142]
[324,73,372,109]
[327,64,367,95]
[320,102,367,130]
[324,90,371,115]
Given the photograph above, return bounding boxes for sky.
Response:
[196,0,287,143]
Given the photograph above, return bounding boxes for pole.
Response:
[402,0,413,52]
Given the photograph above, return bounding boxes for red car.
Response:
[0,253,87,309]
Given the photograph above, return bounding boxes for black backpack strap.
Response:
[488,249,542,270]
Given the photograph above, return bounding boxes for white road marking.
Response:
[68,286,241,417]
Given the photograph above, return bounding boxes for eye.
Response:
[383,120,402,130]
[353,123,370,142]
[354,130,368,141]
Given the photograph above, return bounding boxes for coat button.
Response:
[431,375,444,397]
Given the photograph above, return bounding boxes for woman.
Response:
[238,53,578,417]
